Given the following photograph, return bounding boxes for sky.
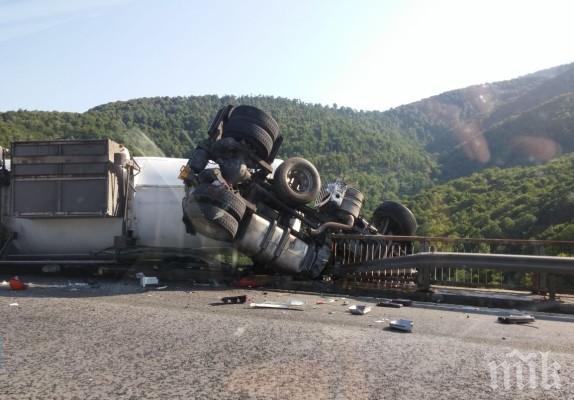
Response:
[1,0,574,113]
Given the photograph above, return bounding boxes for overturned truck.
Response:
[180,105,417,278]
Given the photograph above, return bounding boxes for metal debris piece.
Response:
[393,299,413,307]
[249,299,304,310]
[348,305,371,315]
[140,276,159,288]
[389,319,414,332]
[498,314,535,324]
[377,301,402,308]
[221,295,247,304]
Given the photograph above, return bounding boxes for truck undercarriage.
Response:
[180,105,417,278]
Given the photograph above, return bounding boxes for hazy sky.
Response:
[1,0,573,112]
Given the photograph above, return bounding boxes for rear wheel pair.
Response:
[223,105,279,160]
[183,184,247,241]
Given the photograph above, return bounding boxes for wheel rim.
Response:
[287,168,314,194]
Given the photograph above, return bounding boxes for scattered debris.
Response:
[235,278,259,288]
[316,300,326,305]
[374,319,389,323]
[9,302,19,307]
[9,276,27,290]
[389,319,414,332]
[393,299,413,307]
[348,305,372,315]
[41,264,61,273]
[139,275,159,288]
[156,286,168,290]
[498,314,536,324]
[249,299,304,310]
[68,282,89,288]
[222,295,247,304]
[377,301,402,308]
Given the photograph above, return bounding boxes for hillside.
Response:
[0,96,436,215]
[408,154,574,240]
[383,62,574,180]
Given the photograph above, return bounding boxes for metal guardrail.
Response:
[330,234,574,297]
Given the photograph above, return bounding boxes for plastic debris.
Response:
[389,319,414,332]
[221,295,247,304]
[498,314,535,324]
[9,276,27,290]
[249,299,304,310]
[9,302,19,307]
[348,305,371,315]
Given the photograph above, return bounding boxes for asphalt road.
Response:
[1,276,573,399]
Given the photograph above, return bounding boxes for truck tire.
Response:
[229,105,280,141]
[273,157,321,206]
[184,201,239,242]
[193,184,246,221]
[372,201,417,236]
[223,118,273,160]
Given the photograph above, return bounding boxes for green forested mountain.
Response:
[408,154,574,240]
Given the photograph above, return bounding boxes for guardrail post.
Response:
[417,266,431,292]
[548,274,557,301]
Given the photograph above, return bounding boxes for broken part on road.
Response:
[249,299,305,310]
[389,319,414,332]
[136,272,160,288]
[221,295,247,304]
[180,105,417,278]
[377,301,402,308]
[498,314,536,324]
[348,305,372,315]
